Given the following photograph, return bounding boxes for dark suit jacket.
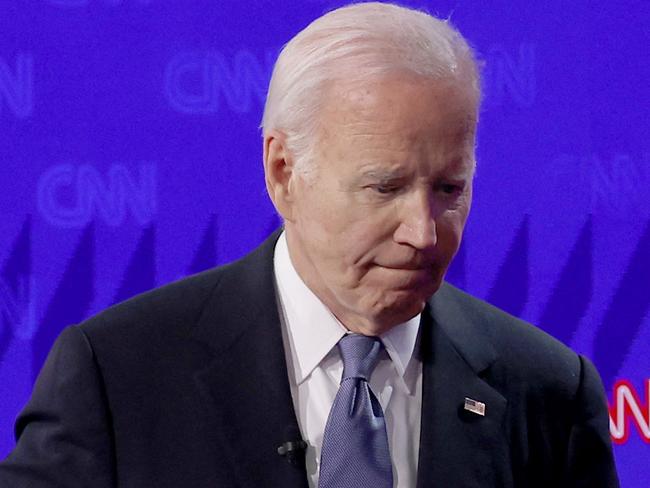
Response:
[0,231,619,487]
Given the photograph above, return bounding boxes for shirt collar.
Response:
[274,231,420,388]
[381,313,420,382]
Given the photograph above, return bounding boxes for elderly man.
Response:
[0,2,618,487]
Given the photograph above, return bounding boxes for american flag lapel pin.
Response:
[464,397,486,416]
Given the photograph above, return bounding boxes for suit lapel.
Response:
[191,230,308,488]
[417,284,510,488]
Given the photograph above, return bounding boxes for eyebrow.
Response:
[358,163,474,182]
[358,168,408,181]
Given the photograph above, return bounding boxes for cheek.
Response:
[298,214,365,281]
[342,216,399,270]
[320,225,392,293]
[300,201,386,259]
[436,211,469,258]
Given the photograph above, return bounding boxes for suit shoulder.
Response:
[77,229,279,348]
[81,267,210,334]
[435,283,583,392]
[79,260,241,345]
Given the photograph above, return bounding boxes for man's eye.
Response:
[439,183,463,195]
[369,184,399,194]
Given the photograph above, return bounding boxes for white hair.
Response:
[261,2,480,177]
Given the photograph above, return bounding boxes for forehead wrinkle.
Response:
[359,166,410,180]
[334,116,427,155]
[337,113,473,160]
[335,108,415,139]
[331,84,429,134]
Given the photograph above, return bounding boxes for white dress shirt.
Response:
[273,232,423,488]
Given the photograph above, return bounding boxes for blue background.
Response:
[1,0,648,485]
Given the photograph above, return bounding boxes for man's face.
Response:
[283,77,476,335]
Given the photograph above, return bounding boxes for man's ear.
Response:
[263,129,297,222]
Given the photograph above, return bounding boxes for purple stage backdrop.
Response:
[1,0,648,485]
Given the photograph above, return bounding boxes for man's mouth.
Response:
[376,261,435,271]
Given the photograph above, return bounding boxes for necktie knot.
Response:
[338,334,383,382]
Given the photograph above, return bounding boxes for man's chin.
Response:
[369,295,428,332]
[388,277,442,301]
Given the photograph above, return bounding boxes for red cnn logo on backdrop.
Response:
[609,379,650,444]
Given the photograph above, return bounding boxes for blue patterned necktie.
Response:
[318,334,393,488]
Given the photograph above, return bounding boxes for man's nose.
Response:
[393,193,437,250]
